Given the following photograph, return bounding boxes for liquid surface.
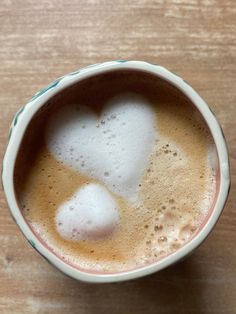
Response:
[15,70,217,273]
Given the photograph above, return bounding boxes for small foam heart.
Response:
[56,183,119,240]
[47,93,156,201]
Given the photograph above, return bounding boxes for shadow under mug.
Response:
[2,61,230,283]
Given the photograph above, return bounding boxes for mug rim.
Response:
[2,60,230,283]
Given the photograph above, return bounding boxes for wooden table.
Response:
[1,1,235,313]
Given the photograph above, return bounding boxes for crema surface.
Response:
[14,70,217,273]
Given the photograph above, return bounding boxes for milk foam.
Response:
[56,183,119,240]
[208,144,218,174]
[46,93,156,201]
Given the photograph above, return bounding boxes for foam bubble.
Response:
[55,183,119,240]
[46,93,156,201]
[179,224,195,241]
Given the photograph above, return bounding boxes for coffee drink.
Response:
[14,70,217,273]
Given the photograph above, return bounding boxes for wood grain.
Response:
[0,1,235,313]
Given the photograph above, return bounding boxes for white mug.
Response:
[2,61,230,283]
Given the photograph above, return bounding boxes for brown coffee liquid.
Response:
[14,70,217,273]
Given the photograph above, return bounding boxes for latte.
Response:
[14,70,217,273]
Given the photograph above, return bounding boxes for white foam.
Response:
[55,183,119,240]
[208,143,218,174]
[46,93,156,201]
[199,147,217,216]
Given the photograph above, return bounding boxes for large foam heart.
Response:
[46,93,156,201]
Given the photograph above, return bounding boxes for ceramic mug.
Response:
[2,61,230,283]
